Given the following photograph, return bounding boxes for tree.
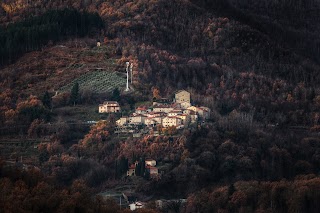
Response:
[42,91,52,109]
[112,88,120,102]
[28,119,44,138]
[167,126,177,135]
[152,87,160,100]
[69,82,79,106]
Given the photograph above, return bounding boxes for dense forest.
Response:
[0,8,103,65]
[1,0,320,212]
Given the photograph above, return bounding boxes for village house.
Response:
[129,114,147,124]
[179,101,192,109]
[187,106,211,120]
[153,98,172,106]
[116,117,129,126]
[175,90,191,104]
[189,111,198,123]
[135,105,150,114]
[146,166,159,178]
[187,106,197,113]
[162,116,182,127]
[152,116,163,125]
[145,118,157,127]
[99,101,121,113]
[127,161,139,176]
[147,112,166,118]
[145,159,156,167]
[168,109,183,117]
[177,114,190,125]
[153,105,174,113]
[129,202,145,211]
[127,165,136,176]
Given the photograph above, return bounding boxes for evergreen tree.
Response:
[70,82,79,106]
[117,157,129,177]
[135,162,141,176]
[0,9,104,66]
[140,157,145,177]
[42,91,52,109]
[111,88,120,102]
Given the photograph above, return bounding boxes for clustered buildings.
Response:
[115,90,210,129]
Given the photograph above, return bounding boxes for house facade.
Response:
[129,202,144,211]
[145,118,157,126]
[146,166,159,178]
[187,106,211,120]
[180,101,192,109]
[162,116,182,127]
[116,117,128,126]
[168,109,182,117]
[99,101,121,113]
[127,165,136,176]
[175,90,191,104]
[153,105,174,113]
[127,161,139,176]
[177,114,190,125]
[129,114,146,124]
[135,106,150,114]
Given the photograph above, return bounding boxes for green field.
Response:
[59,71,126,93]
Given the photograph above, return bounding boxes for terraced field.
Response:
[59,70,126,93]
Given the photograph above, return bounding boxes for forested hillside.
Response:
[0,8,103,65]
[1,0,320,212]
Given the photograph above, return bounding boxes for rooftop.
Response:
[154,105,174,108]
[175,90,189,94]
[102,101,120,105]
[136,106,148,110]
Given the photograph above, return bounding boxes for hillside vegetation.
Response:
[1,0,320,212]
[0,8,103,65]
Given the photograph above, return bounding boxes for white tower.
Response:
[130,63,133,84]
[125,62,130,91]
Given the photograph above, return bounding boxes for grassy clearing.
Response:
[53,105,107,121]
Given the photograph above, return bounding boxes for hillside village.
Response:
[2,0,320,212]
[98,90,211,135]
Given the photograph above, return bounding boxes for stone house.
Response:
[129,114,147,124]
[145,118,157,127]
[175,90,191,104]
[162,116,182,127]
[99,101,121,113]
[177,114,190,125]
[168,109,183,117]
[187,106,210,120]
[153,105,174,113]
[135,106,150,114]
[116,117,129,126]
[179,101,192,109]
